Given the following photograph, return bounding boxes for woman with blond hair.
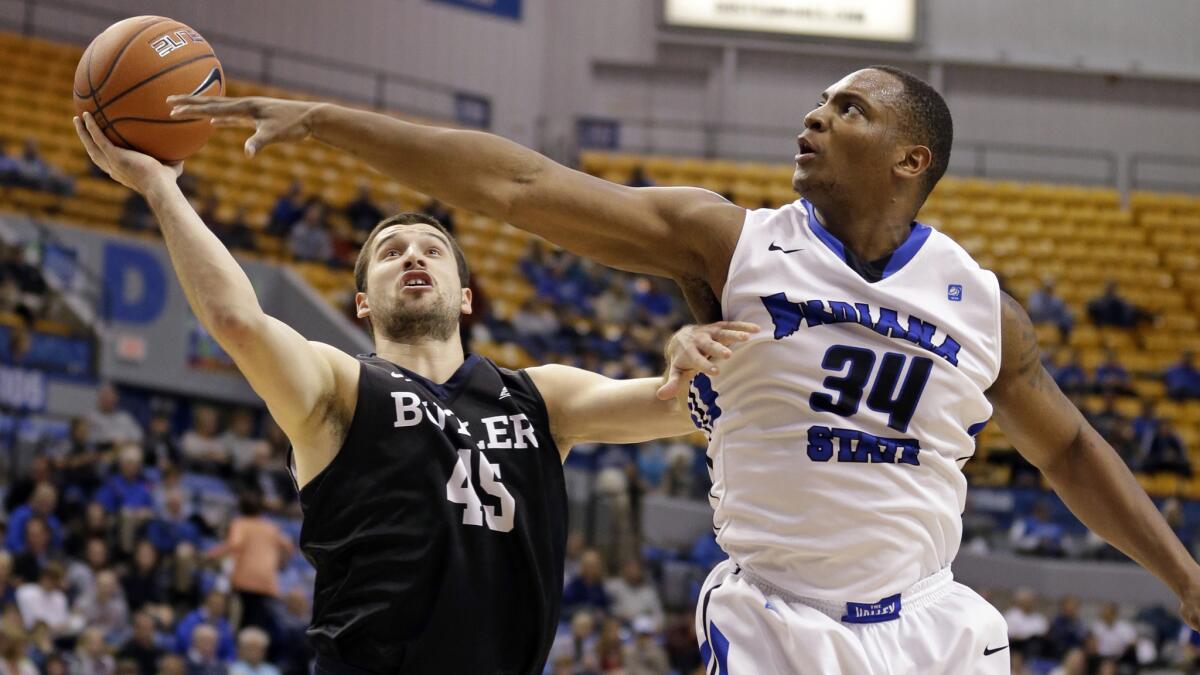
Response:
[0,624,38,675]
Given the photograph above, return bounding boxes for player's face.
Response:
[793,69,907,201]
[357,224,472,342]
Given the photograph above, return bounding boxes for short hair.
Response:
[353,213,470,294]
[867,65,953,198]
[238,626,270,647]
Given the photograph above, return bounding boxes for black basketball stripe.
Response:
[95,54,218,115]
[99,119,150,156]
[700,578,725,675]
[91,16,172,95]
[103,116,210,125]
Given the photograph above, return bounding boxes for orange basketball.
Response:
[73,16,224,162]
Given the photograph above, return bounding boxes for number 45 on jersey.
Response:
[447,449,516,533]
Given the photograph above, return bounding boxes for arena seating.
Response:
[4,30,1200,500]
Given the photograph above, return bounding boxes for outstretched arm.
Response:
[987,291,1200,628]
[526,321,758,459]
[169,96,745,292]
[74,113,358,486]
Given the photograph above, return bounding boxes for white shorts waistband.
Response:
[736,566,955,622]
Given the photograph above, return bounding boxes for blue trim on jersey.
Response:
[882,223,932,279]
[710,622,731,674]
[967,419,990,436]
[801,199,846,260]
[801,199,932,280]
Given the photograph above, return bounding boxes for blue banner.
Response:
[577,118,621,150]
[431,0,522,20]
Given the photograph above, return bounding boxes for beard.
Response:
[372,291,460,343]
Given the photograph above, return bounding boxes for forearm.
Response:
[143,180,264,334]
[308,104,541,220]
[1042,425,1198,593]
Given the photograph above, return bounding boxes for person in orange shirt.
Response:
[204,492,293,635]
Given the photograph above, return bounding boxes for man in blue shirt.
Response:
[176,589,236,662]
[96,445,156,516]
[4,483,63,554]
[1166,351,1200,400]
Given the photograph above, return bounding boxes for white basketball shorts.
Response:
[696,560,1010,674]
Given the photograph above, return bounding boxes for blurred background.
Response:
[0,0,1198,673]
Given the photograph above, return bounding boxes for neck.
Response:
[809,193,920,262]
[373,333,466,383]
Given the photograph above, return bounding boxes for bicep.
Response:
[216,315,356,441]
[526,364,695,454]
[511,166,743,282]
[986,292,1088,469]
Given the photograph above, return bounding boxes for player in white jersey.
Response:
[177,65,1200,674]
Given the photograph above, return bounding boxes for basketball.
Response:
[73,15,223,162]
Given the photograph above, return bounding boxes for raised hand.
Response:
[73,112,182,194]
[169,95,322,157]
[657,321,759,400]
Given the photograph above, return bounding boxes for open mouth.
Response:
[401,270,433,289]
[796,137,818,161]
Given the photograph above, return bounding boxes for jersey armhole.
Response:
[987,270,1004,387]
[515,369,564,463]
[718,207,754,318]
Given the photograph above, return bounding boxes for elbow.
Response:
[205,308,264,346]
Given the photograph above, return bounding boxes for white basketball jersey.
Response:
[690,198,1002,602]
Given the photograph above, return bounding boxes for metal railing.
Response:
[1,0,479,123]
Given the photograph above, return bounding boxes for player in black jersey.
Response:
[75,113,756,674]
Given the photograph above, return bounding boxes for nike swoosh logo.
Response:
[768,242,803,254]
[983,645,1008,656]
[189,67,224,96]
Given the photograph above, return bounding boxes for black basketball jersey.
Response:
[294,353,567,674]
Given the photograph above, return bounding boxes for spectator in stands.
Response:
[181,406,230,477]
[65,537,108,604]
[0,623,38,675]
[1049,348,1089,395]
[0,553,14,607]
[1048,648,1087,675]
[1130,399,1162,464]
[3,457,52,517]
[230,627,276,675]
[1093,351,1132,396]
[27,620,56,672]
[266,182,305,237]
[73,569,129,646]
[116,612,165,675]
[97,445,155,517]
[593,617,624,671]
[664,610,702,674]
[605,559,664,627]
[1027,277,1073,339]
[0,143,19,187]
[142,410,182,471]
[185,624,228,675]
[625,166,654,188]
[5,484,62,556]
[1087,280,1151,329]
[15,562,69,636]
[88,384,143,447]
[660,444,696,499]
[272,588,313,675]
[1005,588,1048,660]
[47,417,105,504]
[1091,393,1131,458]
[622,615,667,675]
[164,542,204,620]
[119,192,155,232]
[345,183,384,232]
[511,298,561,358]
[1090,602,1137,665]
[548,610,598,672]
[562,550,610,617]
[1009,500,1066,557]
[236,444,293,517]
[12,516,59,584]
[203,492,292,635]
[420,199,455,235]
[144,488,202,557]
[158,654,187,675]
[120,540,167,616]
[285,202,333,264]
[175,590,235,663]
[1046,596,1086,660]
[65,503,115,565]
[220,410,266,474]
[1165,351,1200,400]
[14,140,72,195]
[1142,420,1191,477]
